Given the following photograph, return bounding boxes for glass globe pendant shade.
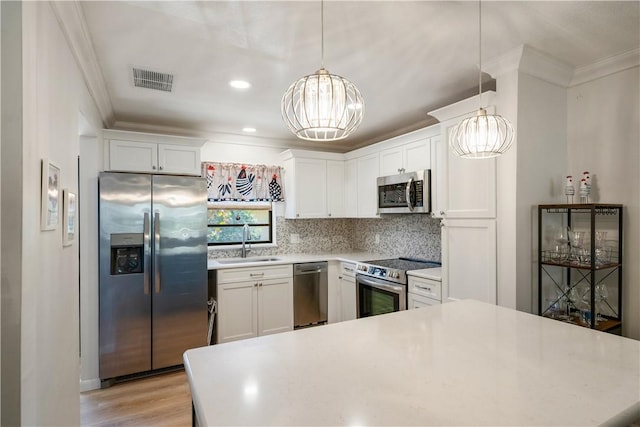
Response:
[281,68,364,142]
[448,108,514,159]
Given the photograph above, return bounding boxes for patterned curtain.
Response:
[202,162,285,202]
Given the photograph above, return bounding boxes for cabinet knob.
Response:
[159,166,163,171]
[328,213,331,217]
[296,213,300,217]
[152,165,156,170]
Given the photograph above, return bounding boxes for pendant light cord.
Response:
[321,0,325,69]
[478,0,482,108]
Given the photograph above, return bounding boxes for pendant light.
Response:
[449,0,514,159]
[281,0,364,142]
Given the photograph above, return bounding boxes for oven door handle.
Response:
[357,275,404,293]
[405,177,415,212]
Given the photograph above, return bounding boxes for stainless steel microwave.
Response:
[377,169,431,214]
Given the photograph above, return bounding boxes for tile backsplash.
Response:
[208,214,441,262]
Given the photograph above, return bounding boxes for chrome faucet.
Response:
[241,224,251,258]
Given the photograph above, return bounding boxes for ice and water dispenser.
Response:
[110,233,144,275]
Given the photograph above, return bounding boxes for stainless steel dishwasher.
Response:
[293,262,328,329]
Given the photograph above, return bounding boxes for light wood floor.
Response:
[80,370,192,427]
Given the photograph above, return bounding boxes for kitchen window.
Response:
[207,202,273,246]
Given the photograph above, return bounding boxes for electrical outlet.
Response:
[290,233,300,244]
[374,234,380,244]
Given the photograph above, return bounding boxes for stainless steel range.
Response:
[355,257,441,318]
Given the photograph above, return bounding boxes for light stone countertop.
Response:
[407,266,442,281]
[184,300,640,426]
[207,251,386,270]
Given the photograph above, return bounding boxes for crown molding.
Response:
[428,91,496,123]
[570,48,640,87]
[50,1,114,127]
[483,45,574,88]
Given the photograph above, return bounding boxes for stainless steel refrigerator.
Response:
[99,172,208,381]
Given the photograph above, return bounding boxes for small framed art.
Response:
[41,159,60,231]
[62,189,77,246]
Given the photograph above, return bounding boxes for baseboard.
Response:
[80,377,101,392]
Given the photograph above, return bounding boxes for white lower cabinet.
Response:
[216,264,293,344]
[407,275,442,309]
[408,293,440,309]
[441,219,496,304]
[330,262,357,322]
[339,266,357,321]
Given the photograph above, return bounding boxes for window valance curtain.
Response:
[202,162,285,202]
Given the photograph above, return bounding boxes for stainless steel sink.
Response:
[216,257,283,265]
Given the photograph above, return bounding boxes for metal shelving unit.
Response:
[537,204,623,333]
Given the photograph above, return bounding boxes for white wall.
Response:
[201,141,285,166]
[19,2,104,425]
[567,66,640,340]
[79,131,102,392]
[1,2,22,424]
[516,73,568,312]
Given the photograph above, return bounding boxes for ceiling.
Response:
[78,1,639,153]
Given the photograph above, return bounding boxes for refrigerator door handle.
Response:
[143,212,151,295]
[154,211,161,294]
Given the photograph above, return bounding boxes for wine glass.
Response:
[595,283,609,323]
[568,229,585,263]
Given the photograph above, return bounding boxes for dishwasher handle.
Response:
[294,262,328,275]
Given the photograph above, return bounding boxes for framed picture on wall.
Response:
[41,159,60,231]
[62,189,77,246]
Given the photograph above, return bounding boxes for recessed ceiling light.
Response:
[229,80,251,89]
[242,127,256,133]
[347,103,363,111]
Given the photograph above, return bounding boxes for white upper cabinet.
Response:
[326,160,345,218]
[356,153,380,218]
[429,93,497,219]
[343,159,358,217]
[281,150,344,219]
[379,138,432,177]
[104,129,206,176]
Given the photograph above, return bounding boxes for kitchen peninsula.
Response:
[184,300,640,426]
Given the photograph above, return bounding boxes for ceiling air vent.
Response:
[132,67,174,92]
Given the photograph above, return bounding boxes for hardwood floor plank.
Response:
[80,370,191,427]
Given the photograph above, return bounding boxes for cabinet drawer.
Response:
[340,262,356,277]
[217,264,292,284]
[408,276,441,301]
[408,292,440,309]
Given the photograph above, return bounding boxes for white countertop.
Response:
[407,266,442,281]
[207,251,385,270]
[184,300,640,426]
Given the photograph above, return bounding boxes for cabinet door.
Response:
[356,153,380,217]
[109,140,158,173]
[257,277,293,336]
[157,144,201,176]
[408,292,440,309]
[436,114,497,219]
[340,275,357,321]
[216,281,258,343]
[344,159,358,217]
[379,147,404,177]
[441,218,496,304]
[404,138,431,173]
[293,158,327,218]
[326,160,345,218]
